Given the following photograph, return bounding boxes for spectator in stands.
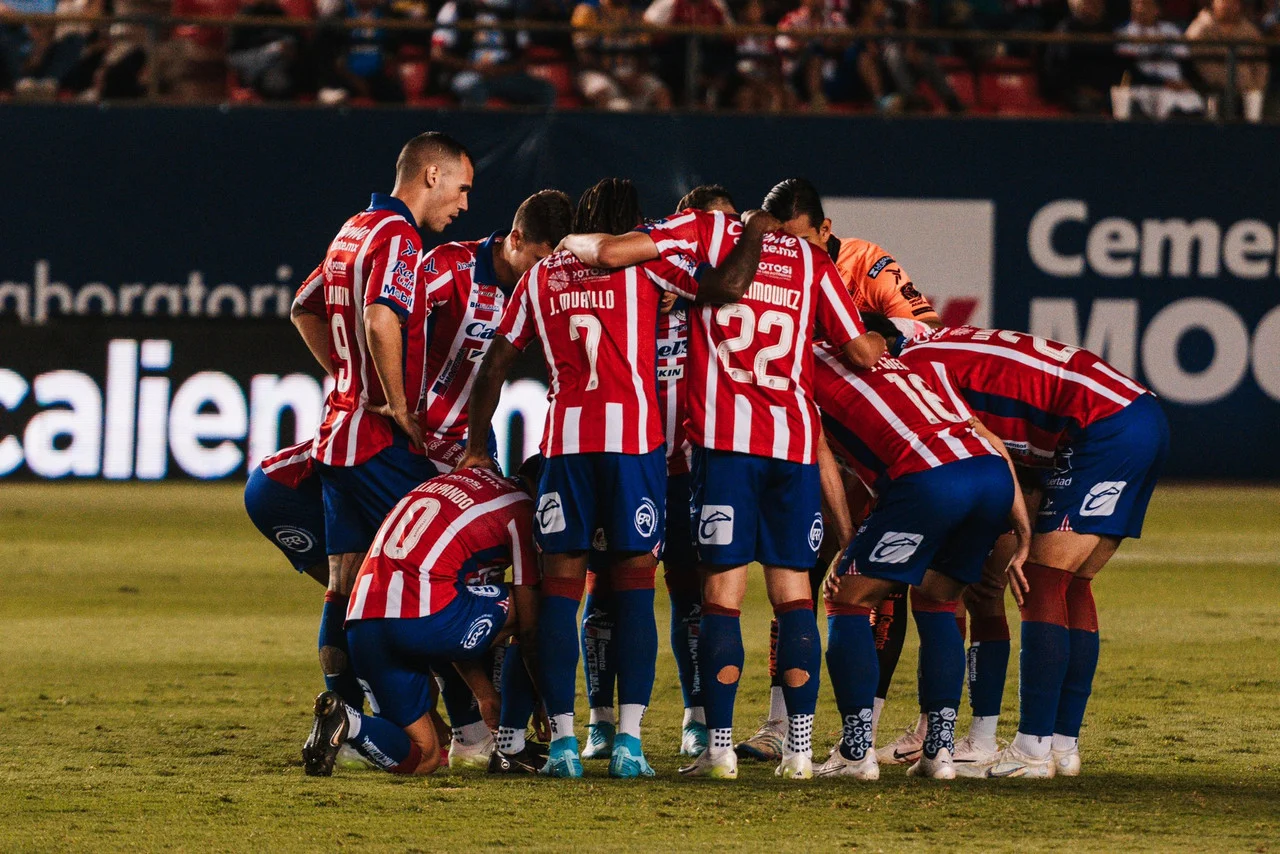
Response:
[0,0,56,94]
[1185,0,1268,114]
[162,0,240,100]
[75,0,169,100]
[881,0,966,112]
[777,0,882,111]
[228,0,311,99]
[314,0,405,103]
[1042,0,1123,113]
[644,0,735,107]
[1115,0,1204,118]
[11,0,100,98]
[732,0,792,111]
[523,0,574,58]
[571,0,672,111]
[432,0,556,107]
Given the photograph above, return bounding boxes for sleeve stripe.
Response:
[820,270,864,340]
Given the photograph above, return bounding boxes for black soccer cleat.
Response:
[302,691,350,777]
[488,744,548,775]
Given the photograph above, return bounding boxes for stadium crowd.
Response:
[0,0,1276,117]
[243,132,1169,782]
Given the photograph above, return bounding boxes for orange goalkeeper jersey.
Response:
[828,236,939,322]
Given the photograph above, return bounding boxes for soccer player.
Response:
[290,132,472,715]
[899,324,1169,777]
[417,189,575,473]
[815,340,1031,780]
[561,193,888,780]
[732,177,944,764]
[301,460,543,777]
[460,180,769,778]
[576,185,740,762]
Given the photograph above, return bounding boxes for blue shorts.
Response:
[535,448,666,554]
[346,584,510,728]
[316,436,438,555]
[1037,394,1169,539]
[690,448,822,569]
[838,454,1013,587]
[243,465,326,573]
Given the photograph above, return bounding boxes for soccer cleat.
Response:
[734,719,785,762]
[335,743,375,771]
[951,735,1001,779]
[540,736,584,778]
[302,690,349,777]
[680,722,709,757]
[1052,746,1082,777]
[908,747,956,780]
[986,743,1056,779]
[679,748,738,779]
[608,733,656,778]
[448,731,495,772]
[582,721,616,760]
[814,745,880,780]
[876,722,926,765]
[774,751,813,780]
[488,744,547,775]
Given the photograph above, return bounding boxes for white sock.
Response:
[618,704,646,739]
[343,704,362,739]
[497,726,525,754]
[589,706,615,726]
[968,715,999,747]
[871,697,885,740]
[710,727,733,751]
[785,714,813,755]
[768,685,787,721]
[550,713,575,742]
[1051,733,1078,753]
[683,706,706,727]
[1012,731,1052,760]
[453,720,490,747]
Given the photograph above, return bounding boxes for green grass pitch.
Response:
[1,482,1278,852]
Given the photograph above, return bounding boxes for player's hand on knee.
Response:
[1005,547,1030,607]
[454,450,498,473]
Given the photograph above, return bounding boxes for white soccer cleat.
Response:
[951,735,1001,778]
[814,746,880,780]
[448,732,495,772]
[1052,746,1082,777]
[774,751,813,780]
[876,723,925,765]
[679,748,738,779]
[907,747,956,780]
[986,742,1056,779]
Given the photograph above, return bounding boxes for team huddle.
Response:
[243,131,1169,783]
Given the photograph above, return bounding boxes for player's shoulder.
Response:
[421,240,478,277]
[835,236,894,278]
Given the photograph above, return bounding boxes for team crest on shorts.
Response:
[698,505,734,545]
[870,531,924,564]
[634,498,659,538]
[469,585,503,598]
[1080,481,1127,517]
[273,526,315,554]
[536,492,566,533]
[462,615,495,650]
[808,513,824,552]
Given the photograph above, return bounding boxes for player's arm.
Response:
[364,303,423,448]
[968,415,1032,604]
[291,265,334,376]
[866,256,942,329]
[842,333,887,368]
[693,209,781,304]
[460,271,534,470]
[452,659,500,730]
[817,430,854,549]
[559,230,659,269]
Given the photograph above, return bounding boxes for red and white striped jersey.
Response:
[900,326,1149,466]
[298,194,427,468]
[813,345,1001,495]
[418,233,509,443]
[259,439,315,489]
[656,302,691,476]
[346,468,538,621]
[497,250,699,458]
[649,210,869,464]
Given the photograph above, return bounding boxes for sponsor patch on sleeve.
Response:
[867,255,895,278]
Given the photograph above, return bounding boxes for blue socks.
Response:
[967,613,1011,719]
[1018,564,1075,738]
[1056,576,1101,739]
[500,641,537,733]
[668,584,702,710]
[348,709,421,773]
[913,608,965,758]
[539,577,586,720]
[319,592,363,708]
[613,584,658,711]
[581,583,618,710]
[826,608,877,759]
[698,605,744,742]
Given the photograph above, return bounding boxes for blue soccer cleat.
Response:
[608,733,656,778]
[679,721,708,757]
[540,736,584,778]
[582,721,616,760]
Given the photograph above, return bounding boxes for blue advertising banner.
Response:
[1,106,1276,478]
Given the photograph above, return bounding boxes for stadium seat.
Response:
[977,67,1061,116]
[279,0,315,18]
[527,62,582,108]
[399,60,429,103]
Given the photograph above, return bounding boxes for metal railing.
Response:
[2,10,1276,118]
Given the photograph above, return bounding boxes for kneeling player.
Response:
[817,343,1030,780]
[301,461,543,777]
